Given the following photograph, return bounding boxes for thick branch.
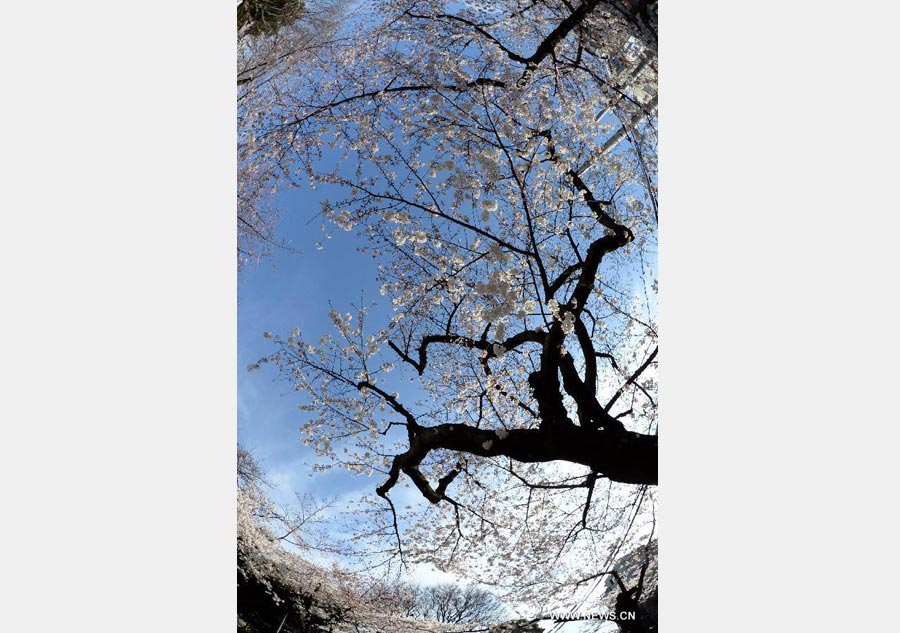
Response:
[558,350,625,433]
[526,0,603,69]
[377,422,657,503]
[408,0,602,78]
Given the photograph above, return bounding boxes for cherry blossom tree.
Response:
[237,447,354,632]
[238,447,488,633]
[238,0,351,269]
[244,0,658,614]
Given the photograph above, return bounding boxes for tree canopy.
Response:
[238,0,351,268]
[242,0,659,614]
[238,0,306,37]
[237,447,510,633]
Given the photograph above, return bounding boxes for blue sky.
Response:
[238,182,378,507]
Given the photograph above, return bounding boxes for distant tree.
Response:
[238,444,267,490]
[364,578,424,619]
[420,583,506,625]
[366,579,505,625]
